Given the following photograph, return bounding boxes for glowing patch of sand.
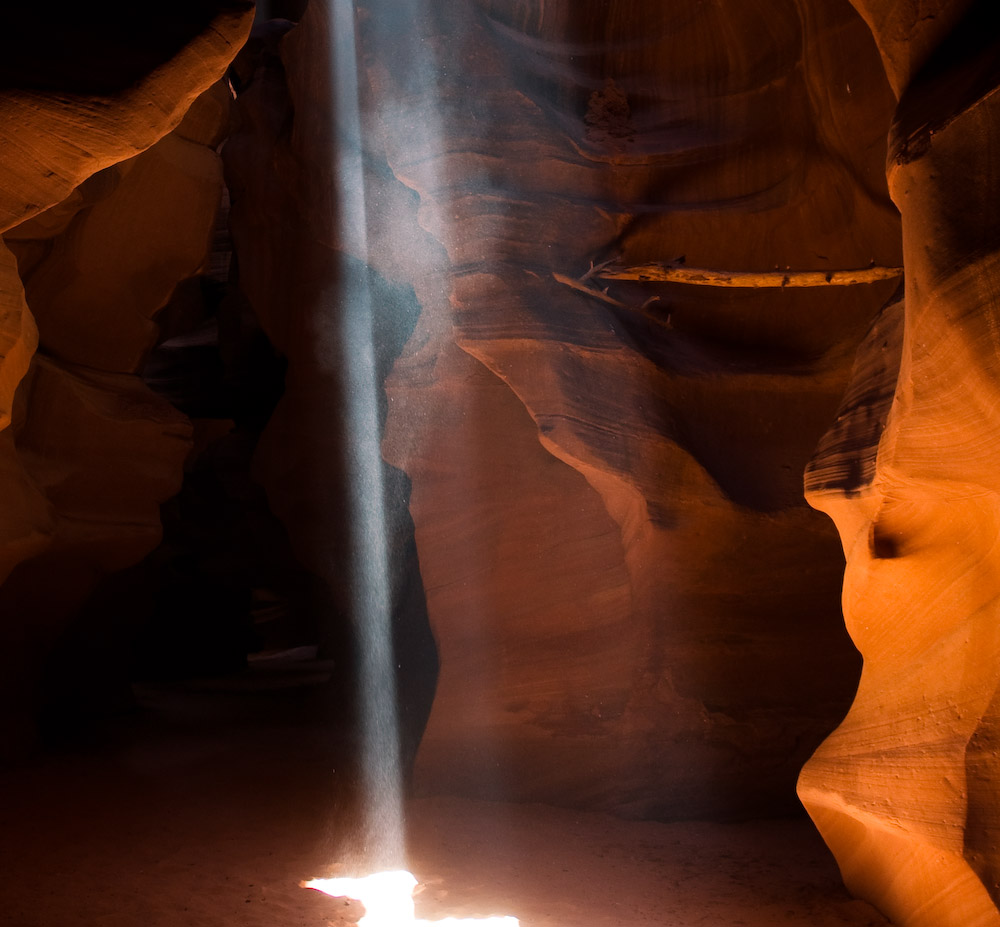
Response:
[304,870,519,927]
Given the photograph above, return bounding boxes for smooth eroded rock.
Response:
[799,4,1000,924]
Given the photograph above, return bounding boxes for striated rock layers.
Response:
[379,0,901,819]
[0,5,253,753]
[376,0,904,818]
[799,1,1000,925]
[229,0,903,818]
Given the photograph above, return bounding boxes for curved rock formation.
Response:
[0,5,253,233]
[282,0,902,817]
[0,243,47,585]
[0,4,253,755]
[2,5,999,924]
[799,2,1000,925]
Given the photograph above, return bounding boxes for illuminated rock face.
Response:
[0,5,253,753]
[1,14,998,927]
[799,3,1000,925]
[325,0,898,817]
[217,0,898,817]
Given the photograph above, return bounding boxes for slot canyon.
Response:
[0,1,996,925]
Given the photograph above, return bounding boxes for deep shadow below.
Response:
[0,661,889,927]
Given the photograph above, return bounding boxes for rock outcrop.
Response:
[0,4,253,754]
[378,0,900,818]
[799,2,1000,925]
[5,8,1000,926]
[220,0,900,818]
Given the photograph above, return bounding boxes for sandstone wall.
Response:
[225,0,903,818]
[0,5,253,755]
[7,22,999,927]
[800,1,1000,924]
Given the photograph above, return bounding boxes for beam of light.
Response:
[327,0,405,870]
[304,871,520,927]
[305,3,518,924]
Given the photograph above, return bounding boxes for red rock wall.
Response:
[0,5,253,755]
[800,2,1000,924]
[6,20,999,927]
[219,0,901,818]
[377,0,901,817]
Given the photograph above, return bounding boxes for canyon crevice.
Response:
[0,3,998,925]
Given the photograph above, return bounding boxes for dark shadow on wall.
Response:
[14,205,438,788]
[0,2,254,94]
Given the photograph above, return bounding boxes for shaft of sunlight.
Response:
[306,5,518,923]
[328,0,405,870]
[305,872,520,927]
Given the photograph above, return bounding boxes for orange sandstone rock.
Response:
[799,3,1000,924]
[0,5,252,233]
[362,0,900,816]
[0,6,252,754]
[9,126,228,373]
[0,241,37,434]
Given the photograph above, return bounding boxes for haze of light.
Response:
[305,871,519,927]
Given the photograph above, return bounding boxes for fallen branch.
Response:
[552,271,635,310]
[552,271,667,323]
[594,262,903,288]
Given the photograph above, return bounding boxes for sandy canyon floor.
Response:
[0,660,890,927]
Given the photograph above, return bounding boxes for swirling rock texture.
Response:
[2,1,997,922]
[255,0,901,819]
[799,1,1000,925]
[220,0,896,821]
[0,4,253,753]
